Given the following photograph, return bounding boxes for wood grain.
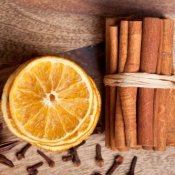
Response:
[1,1,175,175]
[12,0,175,16]
[0,1,104,64]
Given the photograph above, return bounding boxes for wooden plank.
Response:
[0,1,104,65]
[12,0,175,16]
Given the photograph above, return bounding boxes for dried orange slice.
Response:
[1,56,101,151]
[2,70,100,151]
[9,57,94,143]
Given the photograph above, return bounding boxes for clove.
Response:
[71,148,81,167]
[106,155,124,175]
[62,154,73,162]
[95,144,104,167]
[62,141,85,166]
[0,140,19,153]
[16,143,31,160]
[27,161,43,173]
[0,154,14,167]
[37,150,55,167]
[127,156,137,175]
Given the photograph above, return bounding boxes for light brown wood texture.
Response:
[1,1,175,175]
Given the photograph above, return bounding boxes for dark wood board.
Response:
[12,0,175,17]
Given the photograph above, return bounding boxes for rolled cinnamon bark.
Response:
[105,18,117,148]
[138,18,161,149]
[154,19,174,150]
[153,20,164,150]
[108,25,118,150]
[120,21,142,148]
[115,20,128,151]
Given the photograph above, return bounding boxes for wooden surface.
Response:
[11,0,175,17]
[1,1,175,175]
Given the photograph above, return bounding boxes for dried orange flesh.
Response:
[34,78,100,147]
[36,80,101,151]
[1,56,101,151]
[9,57,94,143]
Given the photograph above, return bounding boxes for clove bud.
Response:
[95,144,104,167]
[16,143,31,160]
[106,155,123,175]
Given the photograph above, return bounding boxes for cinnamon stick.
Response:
[153,20,164,150]
[105,18,117,148]
[108,25,118,150]
[118,20,129,73]
[120,21,142,148]
[115,20,128,151]
[154,19,174,150]
[138,18,161,149]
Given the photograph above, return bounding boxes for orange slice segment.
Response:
[9,57,94,143]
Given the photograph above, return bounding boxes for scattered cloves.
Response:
[37,150,55,167]
[0,154,14,167]
[0,140,19,153]
[62,154,73,162]
[127,156,137,175]
[106,155,124,175]
[95,144,104,167]
[16,143,31,160]
[27,161,43,173]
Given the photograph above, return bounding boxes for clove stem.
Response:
[95,144,104,167]
[37,150,55,167]
[27,161,43,173]
[0,154,14,167]
[0,140,19,153]
[71,148,81,167]
[127,156,137,175]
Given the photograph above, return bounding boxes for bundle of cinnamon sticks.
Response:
[105,17,174,151]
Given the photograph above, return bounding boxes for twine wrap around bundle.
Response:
[104,72,175,89]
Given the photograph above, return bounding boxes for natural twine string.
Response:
[104,73,175,89]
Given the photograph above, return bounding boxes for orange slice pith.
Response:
[1,56,101,152]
